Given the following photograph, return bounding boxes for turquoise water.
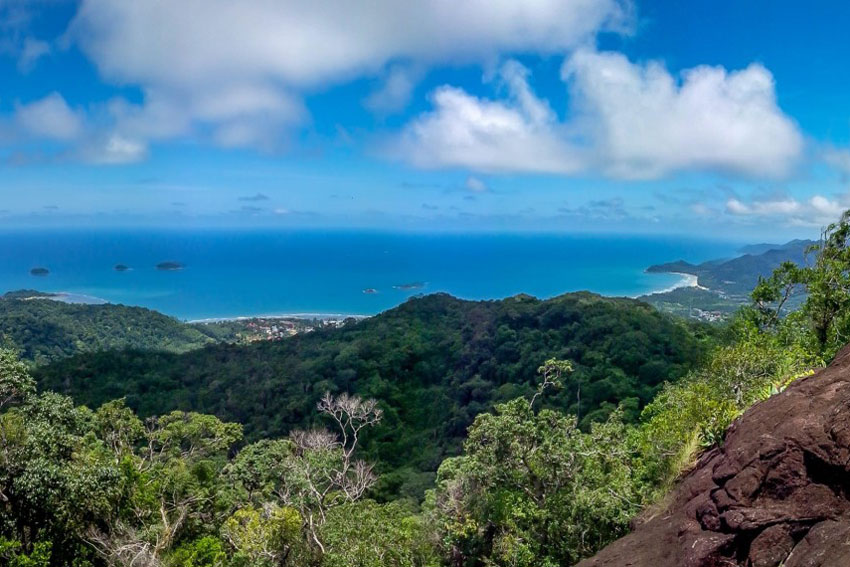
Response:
[0,229,740,320]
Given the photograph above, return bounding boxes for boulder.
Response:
[578,344,850,567]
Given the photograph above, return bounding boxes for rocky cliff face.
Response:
[578,344,850,567]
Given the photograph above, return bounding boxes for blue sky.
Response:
[2,0,850,238]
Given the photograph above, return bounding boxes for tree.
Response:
[85,412,242,567]
[755,210,850,357]
[750,261,803,330]
[220,393,384,564]
[321,500,437,567]
[529,358,572,409]
[286,392,382,556]
[0,356,124,562]
[0,348,35,411]
[221,506,301,567]
[801,211,850,354]
[426,361,646,567]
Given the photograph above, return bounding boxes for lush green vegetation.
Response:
[641,286,741,320]
[0,292,218,364]
[35,292,714,497]
[0,291,331,366]
[0,349,437,567]
[8,215,850,566]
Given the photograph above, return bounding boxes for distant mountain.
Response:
[642,239,816,321]
[737,239,814,256]
[647,239,815,297]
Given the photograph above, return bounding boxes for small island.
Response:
[114,264,131,272]
[156,261,184,271]
[30,267,49,277]
[362,288,378,294]
[393,281,425,291]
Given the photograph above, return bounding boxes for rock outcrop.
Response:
[578,344,850,567]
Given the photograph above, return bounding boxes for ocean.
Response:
[0,229,741,321]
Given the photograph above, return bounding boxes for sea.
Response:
[0,229,742,321]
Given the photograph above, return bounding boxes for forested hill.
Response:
[36,291,714,496]
[647,239,814,297]
[0,291,216,364]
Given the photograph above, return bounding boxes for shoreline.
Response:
[15,265,708,321]
[27,291,369,322]
[188,313,370,324]
[640,271,706,297]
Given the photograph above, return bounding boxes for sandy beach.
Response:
[640,271,705,297]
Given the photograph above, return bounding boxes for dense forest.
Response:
[0,291,217,364]
[6,214,850,566]
[35,292,714,497]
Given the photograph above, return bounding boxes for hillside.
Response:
[646,239,814,297]
[577,343,850,567]
[0,290,217,364]
[643,239,814,320]
[35,291,714,496]
[737,239,814,256]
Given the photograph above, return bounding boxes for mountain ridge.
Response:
[33,291,712,497]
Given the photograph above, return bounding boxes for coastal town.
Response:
[195,315,361,343]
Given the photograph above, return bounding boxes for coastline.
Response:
[24,291,368,322]
[188,313,370,324]
[640,271,704,297]
[24,291,110,305]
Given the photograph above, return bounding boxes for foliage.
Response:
[321,501,438,567]
[0,293,218,365]
[637,314,816,488]
[426,363,650,567]
[13,224,850,567]
[0,349,402,567]
[35,292,714,498]
[749,211,850,359]
[797,211,850,355]
[221,506,301,566]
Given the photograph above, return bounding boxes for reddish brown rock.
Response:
[577,344,850,567]
[748,524,794,567]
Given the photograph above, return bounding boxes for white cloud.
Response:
[14,92,83,141]
[69,0,629,87]
[397,50,803,179]
[823,148,850,177]
[563,50,803,179]
[396,61,585,173]
[79,134,148,164]
[725,198,752,215]
[726,194,850,226]
[17,37,50,72]
[65,0,629,153]
[364,65,421,115]
[100,83,304,152]
[0,93,149,164]
[725,197,800,216]
[465,176,488,193]
[807,195,846,220]
[690,202,715,216]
